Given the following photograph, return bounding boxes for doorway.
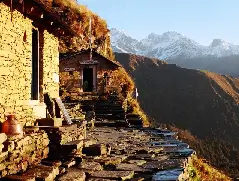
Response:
[83,68,93,92]
[31,29,39,100]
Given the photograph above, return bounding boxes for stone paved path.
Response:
[82,126,194,181]
[2,126,194,181]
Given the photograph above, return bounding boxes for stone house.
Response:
[0,0,74,126]
[60,49,121,97]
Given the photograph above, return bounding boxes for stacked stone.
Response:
[65,103,85,120]
[0,133,8,177]
[0,131,49,178]
[40,124,86,159]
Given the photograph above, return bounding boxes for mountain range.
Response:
[111,28,239,77]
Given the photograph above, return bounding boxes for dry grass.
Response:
[110,68,150,126]
[204,71,239,104]
[34,0,111,58]
[126,97,150,127]
[190,155,232,181]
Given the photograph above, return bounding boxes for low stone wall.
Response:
[39,124,86,159]
[0,131,49,178]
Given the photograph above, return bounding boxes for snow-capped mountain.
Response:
[110,28,139,54]
[110,28,239,60]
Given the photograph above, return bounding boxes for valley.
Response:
[115,52,239,177]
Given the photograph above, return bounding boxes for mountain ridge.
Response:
[111,28,239,77]
[111,28,239,59]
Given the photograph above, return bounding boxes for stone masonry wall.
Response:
[0,131,49,177]
[42,31,59,99]
[0,3,59,126]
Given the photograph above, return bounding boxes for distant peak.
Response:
[210,39,226,47]
[162,31,183,37]
[147,32,160,39]
[110,28,127,35]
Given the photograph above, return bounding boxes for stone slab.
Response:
[88,178,118,181]
[142,160,183,170]
[41,160,62,167]
[62,160,76,168]
[36,118,62,127]
[90,170,134,180]
[82,144,107,156]
[88,179,118,181]
[22,165,59,180]
[93,156,122,166]
[63,140,83,150]
[4,175,35,181]
[116,163,152,173]
[83,139,97,147]
[78,161,102,173]
[127,160,147,166]
[58,168,86,181]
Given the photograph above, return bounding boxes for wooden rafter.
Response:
[2,0,75,37]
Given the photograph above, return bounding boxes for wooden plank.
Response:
[54,98,73,125]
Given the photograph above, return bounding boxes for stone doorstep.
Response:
[90,170,134,180]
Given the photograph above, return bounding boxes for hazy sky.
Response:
[78,0,239,45]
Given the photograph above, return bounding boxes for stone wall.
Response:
[0,3,59,126]
[39,124,86,159]
[0,131,49,177]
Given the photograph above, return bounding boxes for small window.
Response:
[69,71,74,75]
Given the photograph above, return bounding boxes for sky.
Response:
[78,0,239,46]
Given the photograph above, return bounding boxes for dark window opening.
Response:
[83,68,93,92]
[69,71,74,75]
[31,29,39,100]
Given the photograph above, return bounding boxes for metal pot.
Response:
[2,114,23,136]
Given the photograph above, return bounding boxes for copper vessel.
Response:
[2,114,23,136]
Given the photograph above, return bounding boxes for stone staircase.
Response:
[78,99,144,128]
[126,113,144,128]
